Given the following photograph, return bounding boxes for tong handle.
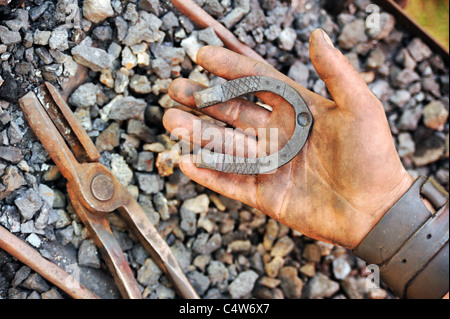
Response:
[118,200,200,299]
[67,186,142,299]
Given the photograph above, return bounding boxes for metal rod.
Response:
[0,225,100,299]
[170,0,267,63]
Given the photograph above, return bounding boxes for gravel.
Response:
[0,0,448,300]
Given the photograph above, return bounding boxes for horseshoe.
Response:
[193,76,313,174]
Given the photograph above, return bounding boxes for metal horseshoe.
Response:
[193,76,313,174]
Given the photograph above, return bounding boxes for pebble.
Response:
[151,58,172,79]
[35,47,54,65]
[391,68,420,89]
[0,26,22,46]
[341,276,368,299]
[397,132,415,157]
[95,122,120,153]
[423,100,448,131]
[366,12,395,40]
[92,26,113,42]
[21,273,49,293]
[134,151,154,172]
[121,46,137,70]
[123,11,163,46]
[14,188,43,221]
[395,48,417,70]
[161,11,180,31]
[0,167,24,202]
[287,60,309,88]
[12,266,31,287]
[192,233,222,254]
[270,236,294,257]
[197,27,224,47]
[130,75,152,94]
[108,96,147,121]
[278,27,297,51]
[0,206,20,233]
[227,239,252,254]
[7,122,23,145]
[207,260,229,289]
[50,209,72,229]
[26,233,42,248]
[188,271,210,296]
[264,256,285,277]
[303,243,322,263]
[78,239,101,269]
[279,266,303,299]
[41,288,63,299]
[28,1,52,21]
[398,105,423,131]
[127,119,155,143]
[181,194,210,215]
[332,256,352,280]
[389,90,411,108]
[137,258,162,287]
[136,173,164,195]
[5,9,29,32]
[69,83,98,108]
[299,262,316,278]
[306,272,340,299]
[82,0,114,24]
[71,45,114,72]
[114,67,130,94]
[181,33,204,63]
[227,270,258,298]
[407,38,433,63]
[49,29,69,51]
[338,19,368,49]
[33,30,52,46]
[110,153,133,186]
[367,48,386,69]
[412,136,445,167]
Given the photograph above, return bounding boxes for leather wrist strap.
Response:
[353,176,449,299]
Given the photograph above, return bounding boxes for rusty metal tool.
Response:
[193,76,313,174]
[18,82,199,299]
[0,224,100,299]
[169,0,267,64]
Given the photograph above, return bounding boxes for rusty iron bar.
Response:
[0,225,100,299]
[170,0,267,63]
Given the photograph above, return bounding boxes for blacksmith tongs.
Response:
[19,82,199,299]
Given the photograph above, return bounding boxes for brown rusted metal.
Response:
[0,225,100,299]
[18,83,199,299]
[169,0,267,64]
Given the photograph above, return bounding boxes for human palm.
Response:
[163,29,413,248]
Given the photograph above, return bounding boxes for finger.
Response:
[179,154,258,208]
[163,108,259,157]
[309,29,384,116]
[168,78,271,132]
[196,46,333,117]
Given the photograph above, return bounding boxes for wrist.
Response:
[352,171,414,249]
[353,176,449,298]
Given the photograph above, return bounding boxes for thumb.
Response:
[309,28,381,114]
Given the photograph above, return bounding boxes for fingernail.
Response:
[320,28,334,48]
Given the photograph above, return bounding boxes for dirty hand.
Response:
[163,29,413,249]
